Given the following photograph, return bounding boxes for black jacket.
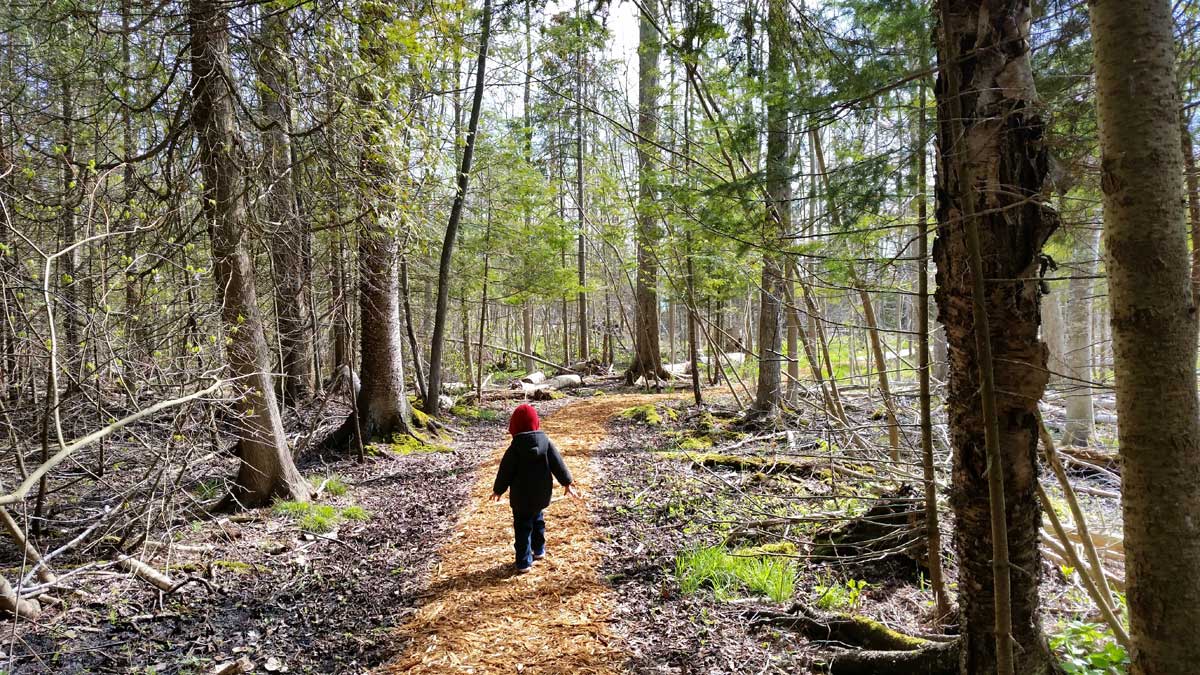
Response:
[493,430,572,514]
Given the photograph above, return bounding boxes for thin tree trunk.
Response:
[1090,1,1200,671]
[189,0,308,505]
[400,256,427,402]
[915,75,949,620]
[426,0,492,415]
[1062,231,1096,446]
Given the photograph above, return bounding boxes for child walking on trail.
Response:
[490,403,579,573]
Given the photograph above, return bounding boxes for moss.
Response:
[676,435,714,451]
[842,615,929,650]
[410,407,433,430]
[212,560,257,574]
[450,404,480,419]
[735,541,798,556]
[620,404,677,426]
[383,434,452,456]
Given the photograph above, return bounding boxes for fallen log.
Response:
[0,576,40,619]
[117,555,178,592]
[519,371,546,385]
[545,374,583,389]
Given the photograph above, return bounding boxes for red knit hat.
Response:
[508,403,541,435]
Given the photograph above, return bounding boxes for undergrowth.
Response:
[675,545,795,603]
[273,500,371,533]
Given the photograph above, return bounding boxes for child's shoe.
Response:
[515,564,532,574]
[533,550,546,561]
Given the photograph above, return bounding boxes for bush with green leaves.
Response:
[1049,619,1129,675]
[813,576,870,611]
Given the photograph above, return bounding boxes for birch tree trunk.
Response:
[1090,1,1200,671]
[1062,231,1097,446]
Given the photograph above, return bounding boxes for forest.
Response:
[0,0,1197,673]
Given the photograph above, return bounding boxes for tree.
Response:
[255,6,313,405]
[1090,0,1200,670]
[933,1,1058,672]
[188,0,308,505]
[426,0,492,415]
[625,0,669,387]
[328,0,418,448]
[748,0,789,422]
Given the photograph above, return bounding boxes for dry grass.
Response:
[379,394,674,674]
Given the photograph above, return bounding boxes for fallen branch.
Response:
[0,380,224,506]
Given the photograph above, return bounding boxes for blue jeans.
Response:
[512,510,545,569]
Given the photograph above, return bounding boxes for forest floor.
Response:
[1,378,1126,674]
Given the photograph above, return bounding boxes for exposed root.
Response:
[749,602,958,675]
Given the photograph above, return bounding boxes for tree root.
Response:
[749,602,958,674]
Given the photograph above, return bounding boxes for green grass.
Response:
[272,500,370,533]
[674,545,795,603]
[308,473,349,496]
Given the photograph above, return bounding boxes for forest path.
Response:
[379,393,675,675]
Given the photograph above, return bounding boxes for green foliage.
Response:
[272,500,370,533]
[309,474,349,497]
[813,575,870,611]
[1050,619,1129,674]
[675,545,795,603]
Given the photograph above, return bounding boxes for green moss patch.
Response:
[620,404,678,426]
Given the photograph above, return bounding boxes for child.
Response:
[490,403,578,573]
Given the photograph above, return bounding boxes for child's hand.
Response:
[489,492,504,503]
[565,484,584,501]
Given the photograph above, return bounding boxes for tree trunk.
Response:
[426,0,492,415]
[915,73,949,620]
[1090,1,1200,671]
[333,0,414,445]
[749,0,789,422]
[256,8,313,405]
[625,0,668,386]
[188,0,308,505]
[1183,117,1200,325]
[400,256,427,402]
[1062,232,1096,446]
[1040,287,1066,387]
[933,2,1057,672]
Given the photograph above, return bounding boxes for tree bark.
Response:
[1090,1,1200,671]
[749,0,789,422]
[330,0,415,446]
[625,0,669,387]
[1062,232,1096,446]
[933,2,1057,672]
[256,8,313,405]
[188,0,308,505]
[426,0,492,414]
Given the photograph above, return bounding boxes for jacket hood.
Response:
[508,403,541,436]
